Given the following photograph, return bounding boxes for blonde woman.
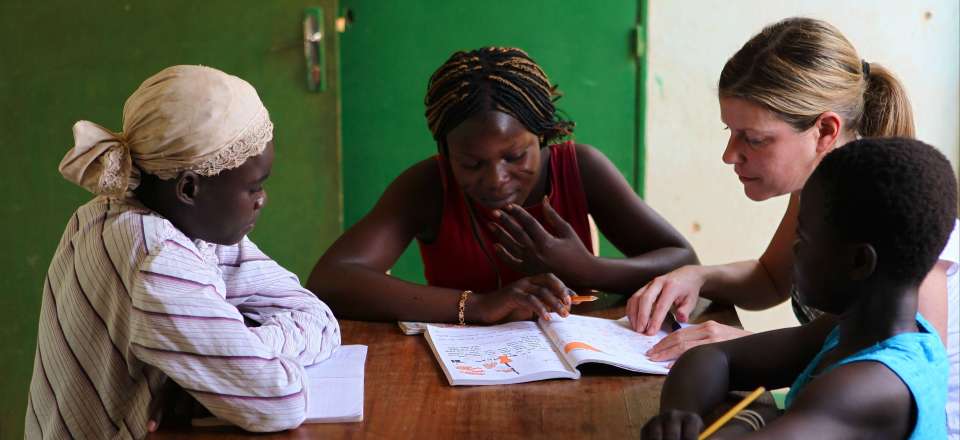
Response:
[626,17,958,437]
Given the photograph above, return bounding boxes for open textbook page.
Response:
[425,321,578,385]
[425,314,683,385]
[540,314,672,374]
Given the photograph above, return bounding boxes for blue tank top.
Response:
[786,313,947,439]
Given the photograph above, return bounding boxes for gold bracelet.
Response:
[458,290,472,326]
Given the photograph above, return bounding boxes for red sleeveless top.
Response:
[417,142,594,292]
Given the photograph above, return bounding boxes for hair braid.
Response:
[425,47,574,152]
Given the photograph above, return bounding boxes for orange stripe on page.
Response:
[564,341,603,354]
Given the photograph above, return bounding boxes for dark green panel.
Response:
[341,1,639,282]
[0,2,340,438]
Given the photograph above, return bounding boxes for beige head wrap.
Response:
[59,65,274,196]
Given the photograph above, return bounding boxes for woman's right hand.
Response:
[627,265,706,335]
[472,273,572,324]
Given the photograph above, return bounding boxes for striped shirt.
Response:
[24,196,341,439]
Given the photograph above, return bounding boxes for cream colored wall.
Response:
[645,0,960,332]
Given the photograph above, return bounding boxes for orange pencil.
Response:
[569,295,598,304]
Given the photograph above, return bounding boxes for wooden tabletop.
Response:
[150,296,740,439]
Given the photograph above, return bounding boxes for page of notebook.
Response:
[191,344,368,427]
[304,344,367,423]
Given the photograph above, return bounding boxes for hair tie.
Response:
[861,59,870,78]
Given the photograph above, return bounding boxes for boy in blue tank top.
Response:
[642,137,955,440]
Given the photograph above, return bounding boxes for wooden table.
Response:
[150,297,740,439]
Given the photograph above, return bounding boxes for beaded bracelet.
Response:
[732,409,765,431]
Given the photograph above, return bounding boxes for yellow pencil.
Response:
[698,386,766,440]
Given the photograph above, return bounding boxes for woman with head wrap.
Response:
[25,65,340,439]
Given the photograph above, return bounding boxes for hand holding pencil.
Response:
[640,387,766,440]
[640,408,705,440]
[473,273,573,323]
[697,387,765,439]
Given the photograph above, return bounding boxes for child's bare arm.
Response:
[727,362,913,440]
[639,316,833,440]
[659,316,834,414]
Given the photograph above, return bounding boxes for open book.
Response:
[192,345,367,426]
[425,314,683,386]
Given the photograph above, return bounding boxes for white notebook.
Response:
[303,344,367,423]
[192,344,367,427]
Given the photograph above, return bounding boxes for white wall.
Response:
[645,0,960,331]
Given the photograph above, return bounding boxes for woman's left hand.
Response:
[488,196,594,284]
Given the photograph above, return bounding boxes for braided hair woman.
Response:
[309,47,696,324]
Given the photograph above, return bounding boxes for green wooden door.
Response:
[340,0,643,282]
[0,2,341,438]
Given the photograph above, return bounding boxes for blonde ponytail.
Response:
[860,63,915,137]
[720,17,915,139]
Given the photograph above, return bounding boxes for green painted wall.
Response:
[0,2,341,438]
[340,1,642,282]
[0,1,644,436]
